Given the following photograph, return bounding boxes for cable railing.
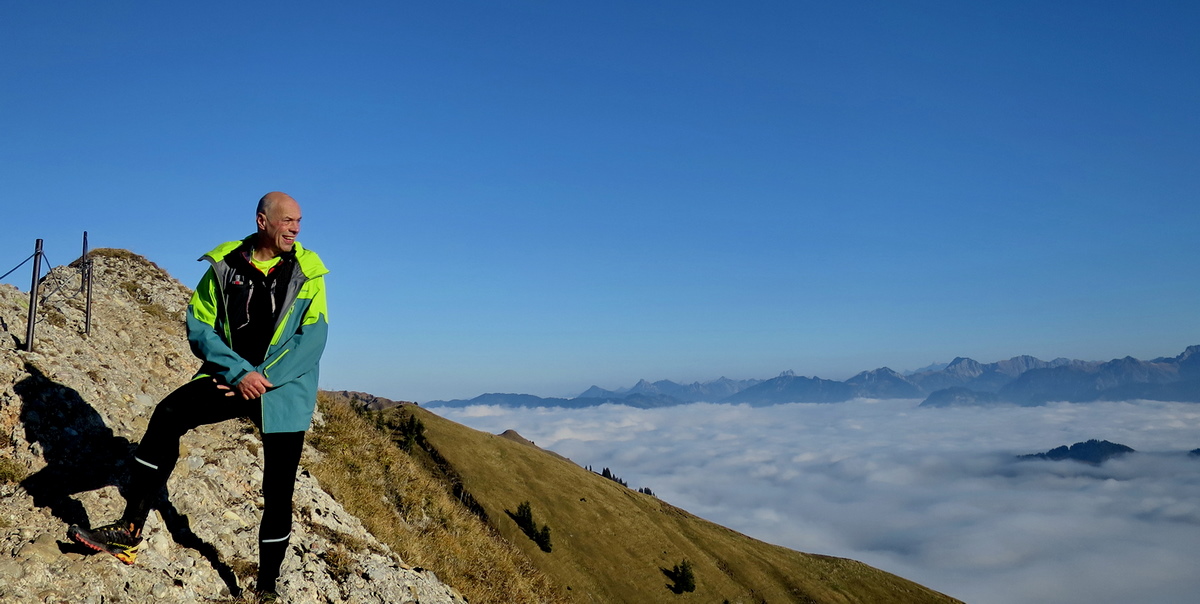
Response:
[1,233,94,353]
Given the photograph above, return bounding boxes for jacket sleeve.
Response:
[257,274,329,386]
[186,267,257,385]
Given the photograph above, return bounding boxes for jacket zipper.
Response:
[264,349,290,378]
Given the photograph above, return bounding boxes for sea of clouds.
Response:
[435,399,1200,604]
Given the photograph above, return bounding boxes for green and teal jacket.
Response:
[186,237,329,433]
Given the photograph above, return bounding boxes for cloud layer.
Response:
[436,399,1200,604]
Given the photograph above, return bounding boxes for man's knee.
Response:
[148,378,244,430]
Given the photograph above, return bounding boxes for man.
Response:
[68,191,329,600]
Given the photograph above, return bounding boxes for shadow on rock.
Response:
[16,362,134,527]
[16,362,242,596]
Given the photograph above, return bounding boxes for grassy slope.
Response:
[405,404,964,604]
[306,393,566,604]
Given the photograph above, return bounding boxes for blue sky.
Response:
[2,1,1197,402]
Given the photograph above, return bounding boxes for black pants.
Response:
[123,377,303,591]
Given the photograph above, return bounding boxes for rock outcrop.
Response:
[0,250,465,603]
[332,391,410,411]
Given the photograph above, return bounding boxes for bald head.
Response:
[257,191,297,219]
[254,191,302,260]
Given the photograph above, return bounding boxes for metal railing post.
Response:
[80,232,88,294]
[82,231,93,335]
[24,239,43,352]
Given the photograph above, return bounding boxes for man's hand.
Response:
[213,377,235,397]
[236,371,274,400]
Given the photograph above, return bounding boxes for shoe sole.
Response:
[67,525,140,565]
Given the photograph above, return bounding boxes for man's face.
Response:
[257,199,302,255]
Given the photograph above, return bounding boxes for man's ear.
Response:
[256,212,268,232]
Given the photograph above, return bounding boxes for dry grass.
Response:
[0,458,26,484]
[118,280,141,299]
[87,248,172,276]
[116,279,181,325]
[88,248,144,262]
[306,392,567,604]
[43,308,68,328]
[412,405,965,604]
[228,557,259,586]
[139,301,181,326]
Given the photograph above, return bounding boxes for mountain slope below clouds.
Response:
[383,401,963,604]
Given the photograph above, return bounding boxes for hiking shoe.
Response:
[67,521,143,565]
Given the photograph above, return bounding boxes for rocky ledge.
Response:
[0,251,466,603]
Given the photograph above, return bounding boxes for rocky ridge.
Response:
[0,250,466,603]
[331,391,410,412]
[1018,439,1136,465]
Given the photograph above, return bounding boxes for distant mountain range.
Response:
[424,345,1200,409]
[427,377,764,410]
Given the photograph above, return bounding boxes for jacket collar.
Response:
[200,236,327,279]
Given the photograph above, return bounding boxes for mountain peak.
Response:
[628,379,661,395]
[944,357,984,378]
[1179,345,1200,362]
[576,385,618,399]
